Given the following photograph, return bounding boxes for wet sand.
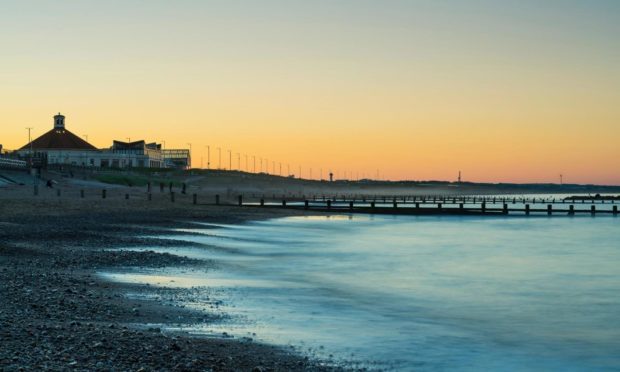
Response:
[0,182,342,371]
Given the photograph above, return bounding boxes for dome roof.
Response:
[20,113,97,151]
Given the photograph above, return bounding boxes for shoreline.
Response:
[0,191,341,371]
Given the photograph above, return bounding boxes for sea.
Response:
[102,197,620,371]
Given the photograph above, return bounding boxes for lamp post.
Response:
[217,147,221,169]
[26,127,36,193]
[206,145,210,169]
[25,127,33,165]
[186,143,192,169]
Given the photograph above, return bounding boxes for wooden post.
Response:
[613,205,618,215]
[238,195,243,206]
[591,205,596,216]
[416,202,420,210]
[80,190,85,198]
[193,194,197,205]
[305,200,309,210]
[370,201,375,209]
[569,205,574,215]
[282,200,286,207]
[349,201,353,210]
[525,204,530,215]
[170,192,175,203]
[102,189,107,199]
[393,201,398,209]
[547,204,552,215]
[215,195,220,205]
[437,203,442,211]
[260,199,265,206]
[481,202,486,214]
[327,200,331,210]
[182,183,187,195]
[168,182,173,193]
[503,203,508,215]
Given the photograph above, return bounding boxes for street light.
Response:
[206,145,210,169]
[217,147,221,169]
[187,143,192,169]
[228,150,232,171]
[25,127,33,167]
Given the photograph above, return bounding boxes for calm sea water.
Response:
[103,214,620,371]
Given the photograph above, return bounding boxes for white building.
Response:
[19,113,167,168]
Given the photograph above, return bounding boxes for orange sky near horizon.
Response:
[1,1,619,185]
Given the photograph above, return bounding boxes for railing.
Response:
[0,157,27,169]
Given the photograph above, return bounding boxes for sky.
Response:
[1,0,619,184]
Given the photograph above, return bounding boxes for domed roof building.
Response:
[20,113,97,151]
[17,113,177,169]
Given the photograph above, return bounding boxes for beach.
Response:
[2,172,619,370]
[0,181,341,371]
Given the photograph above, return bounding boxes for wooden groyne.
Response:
[18,183,619,217]
[240,200,617,216]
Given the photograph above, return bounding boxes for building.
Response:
[162,149,191,169]
[109,140,164,168]
[17,113,188,169]
[18,113,98,167]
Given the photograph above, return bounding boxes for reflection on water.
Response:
[104,214,620,371]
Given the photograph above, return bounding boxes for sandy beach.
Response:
[0,178,344,371]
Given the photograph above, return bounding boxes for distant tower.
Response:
[458,171,462,183]
[329,172,334,182]
[54,113,65,129]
